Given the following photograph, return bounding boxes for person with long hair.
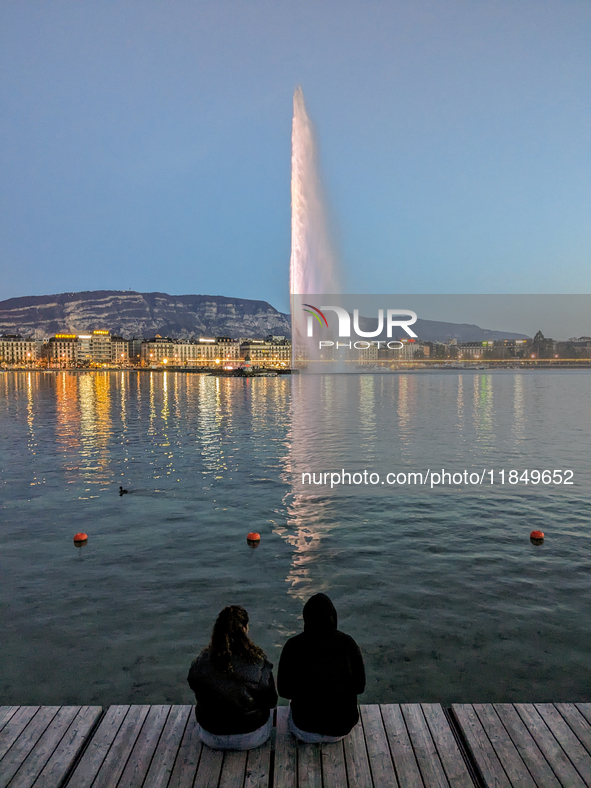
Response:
[187,605,278,750]
[277,593,365,743]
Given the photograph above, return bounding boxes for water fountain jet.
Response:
[289,87,341,298]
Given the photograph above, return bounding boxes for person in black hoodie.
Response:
[187,605,278,750]
[277,593,366,742]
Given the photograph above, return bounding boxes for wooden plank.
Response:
[514,703,586,788]
[380,704,423,788]
[360,705,398,787]
[0,709,19,734]
[143,706,192,788]
[67,705,129,788]
[343,717,373,788]
[218,749,247,788]
[27,706,103,788]
[493,704,561,788]
[116,704,170,788]
[244,736,271,788]
[193,745,224,788]
[168,712,203,788]
[422,704,472,788]
[452,704,509,788]
[555,703,591,757]
[90,705,151,788]
[535,704,591,785]
[296,740,321,788]
[0,707,40,762]
[273,707,296,788]
[6,705,79,788]
[321,740,347,788]
[577,705,591,728]
[402,704,449,788]
[470,704,535,788]
[0,706,59,786]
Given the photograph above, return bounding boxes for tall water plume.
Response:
[290,87,341,297]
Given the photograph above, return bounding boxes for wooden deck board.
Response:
[577,705,591,729]
[534,703,591,786]
[143,705,192,788]
[89,704,151,788]
[493,703,561,788]
[116,704,170,788]
[422,703,473,788]
[218,749,247,788]
[321,740,347,788]
[6,706,80,788]
[403,703,450,788]
[274,707,296,788]
[0,708,40,763]
[453,703,511,788]
[66,705,129,788]
[244,735,271,788]
[11,701,591,787]
[192,744,224,788]
[555,703,591,757]
[344,717,373,788]
[296,740,321,788]
[381,704,424,788]
[360,704,398,787]
[0,706,60,787]
[27,706,103,788]
[167,712,203,788]
[0,710,19,735]
[471,703,536,788]
[514,703,587,788]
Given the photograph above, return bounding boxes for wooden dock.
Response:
[2,703,591,787]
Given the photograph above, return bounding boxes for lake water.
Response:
[1,369,590,707]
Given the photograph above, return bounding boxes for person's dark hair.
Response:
[206,605,266,672]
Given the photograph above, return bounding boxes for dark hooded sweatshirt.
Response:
[277,594,365,736]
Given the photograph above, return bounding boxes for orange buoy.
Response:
[73,532,88,546]
[246,532,261,546]
[530,530,544,544]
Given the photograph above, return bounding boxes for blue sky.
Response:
[1,0,589,313]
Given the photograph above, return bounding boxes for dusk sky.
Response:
[1,1,589,314]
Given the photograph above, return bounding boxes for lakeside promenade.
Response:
[2,702,591,787]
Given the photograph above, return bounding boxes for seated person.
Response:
[277,593,366,743]
[187,605,278,750]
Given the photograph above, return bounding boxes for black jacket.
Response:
[187,650,278,735]
[277,594,365,736]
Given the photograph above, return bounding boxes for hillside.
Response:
[0,291,291,340]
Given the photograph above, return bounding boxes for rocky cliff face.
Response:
[0,291,291,340]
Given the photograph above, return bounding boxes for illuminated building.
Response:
[47,334,78,367]
[0,335,42,366]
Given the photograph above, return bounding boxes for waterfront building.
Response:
[387,338,430,361]
[47,334,79,367]
[128,338,143,366]
[141,337,176,366]
[76,330,117,365]
[177,338,220,367]
[216,336,242,364]
[111,336,128,365]
[240,337,291,366]
[458,342,486,359]
[0,335,42,366]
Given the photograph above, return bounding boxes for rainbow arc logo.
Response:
[302,304,328,328]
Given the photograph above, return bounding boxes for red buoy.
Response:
[530,530,544,544]
[246,532,261,546]
[73,532,88,546]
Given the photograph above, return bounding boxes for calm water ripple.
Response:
[1,370,590,705]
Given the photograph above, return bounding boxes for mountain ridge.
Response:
[0,290,530,342]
